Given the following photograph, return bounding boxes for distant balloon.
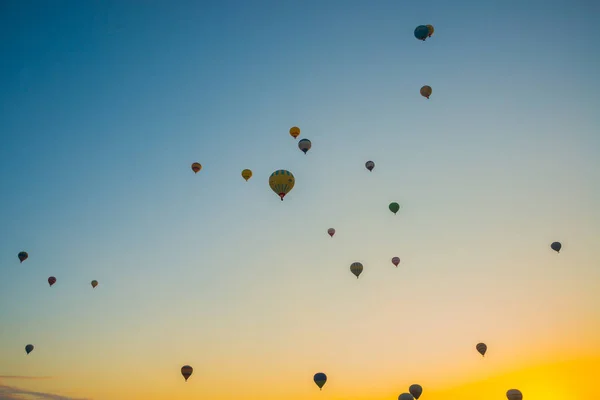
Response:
[327,228,335,237]
[409,384,423,399]
[313,372,327,390]
[350,262,363,278]
[18,251,28,263]
[91,280,98,288]
[414,25,429,41]
[426,24,435,37]
[506,389,523,400]
[241,169,253,181]
[181,365,193,382]
[191,163,202,174]
[25,344,34,354]
[389,202,400,214]
[290,126,300,139]
[298,139,312,154]
[48,276,56,287]
[392,257,400,267]
[399,393,414,400]
[365,161,375,171]
[550,241,561,253]
[476,342,487,356]
[420,85,432,99]
[269,170,295,201]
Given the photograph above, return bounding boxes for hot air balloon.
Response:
[91,280,98,288]
[392,257,400,267]
[414,25,429,41]
[389,202,400,214]
[48,276,56,287]
[327,228,335,237]
[476,342,487,357]
[290,126,300,139]
[191,163,202,174]
[551,241,561,253]
[426,24,434,37]
[313,372,327,390]
[506,389,523,400]
[409,384,423,399]
[242,169,252,181]
[181,365,193,381]
[18,251,28,263]
[420,85,432,99]
[399,393,414,400]
[350,262,363,278]
[365,161,375,171]
[298,139,311,154]
[25,344,34,354]
[269,170,295,201]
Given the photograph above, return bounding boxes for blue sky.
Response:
[1,1,599,399]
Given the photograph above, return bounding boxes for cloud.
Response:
[0,377,52,381]
[0,383,90,400]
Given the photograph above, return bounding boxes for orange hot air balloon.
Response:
[191,163,202,173]
[420,85,432,99]
[289,126,300,139]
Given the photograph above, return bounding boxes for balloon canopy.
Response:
[269,170,295,201]
[241,169,252,181]
[313,372,327,389]
[18,251,28,263]
[181,365,193,381]
[414,25,429,41]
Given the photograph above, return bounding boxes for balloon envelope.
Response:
[414,25,429,40]
[409,384,423,399]
[18,251,28,263]
[191,162,202,173]
[48,276,56,286]
[241,169,252,181]
[290,126,300,139]
[392,257,400,267]
[298,138,312,154]
[420,85,432,99]
[350,262,363,278]
[506,389,523,400]
[399,393,414,400]
[389,202,400,214]
[269,170,295,201]
[365,161,375,171]
[313,372,327,389]
[181,365,193,381]
[551,241,561,253]
[327,228,335,237]
[91,280,98,288]
[25,344,34,354]
[426,24,434,37]
[476,342,487,356]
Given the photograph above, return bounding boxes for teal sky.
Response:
[1,1,599,399]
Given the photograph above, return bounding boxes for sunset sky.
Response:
[1,0,599,399]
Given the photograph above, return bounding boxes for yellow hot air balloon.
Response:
[426,24,434,37]
[269,170,295,201]
[420,85,432,99]
[289,126,300,139]
[191,162,202,173]
[241,169,252,181]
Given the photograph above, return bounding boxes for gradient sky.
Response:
[1,0,599,399]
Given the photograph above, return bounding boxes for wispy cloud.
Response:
[0,377,53,381]
[0,383,90,400]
